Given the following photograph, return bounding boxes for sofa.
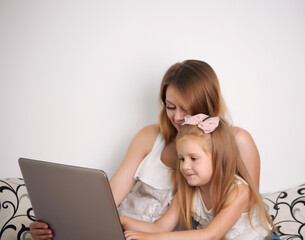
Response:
[0,178,304,240]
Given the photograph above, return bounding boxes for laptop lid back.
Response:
[19,158,125,240]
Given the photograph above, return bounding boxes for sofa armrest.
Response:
[0,178,35,240]
[262,183,305,239]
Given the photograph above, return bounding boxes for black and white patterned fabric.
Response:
[262,183,305,239]
[1,178,304,239]
[0,178,35,240]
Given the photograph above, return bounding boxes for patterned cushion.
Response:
[262,183,305,240]
[0,178,35,240]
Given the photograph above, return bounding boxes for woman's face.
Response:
[165,85,189,131]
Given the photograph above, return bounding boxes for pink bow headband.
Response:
[182,114,220,134]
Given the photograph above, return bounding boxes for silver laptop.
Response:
[19,158,125,240]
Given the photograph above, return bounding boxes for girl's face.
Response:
[177,136,213,189]
[165,85,188,131]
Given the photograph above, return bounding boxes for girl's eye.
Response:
[179,157,184,161]
[191,157,198,161]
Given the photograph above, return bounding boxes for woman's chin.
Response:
[175,124,183,131]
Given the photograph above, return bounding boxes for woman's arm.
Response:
[29,125,159,239]
[121,194,180,233]
[124,184,250,240]
[110,124,159,206]
[233,127,260,189]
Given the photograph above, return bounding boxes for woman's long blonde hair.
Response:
[175,120,276,239]
[158,60,228,143]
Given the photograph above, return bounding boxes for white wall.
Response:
[1,0,304,193]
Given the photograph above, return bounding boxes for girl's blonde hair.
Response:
[158,60,228,143]
[175,120,276,239]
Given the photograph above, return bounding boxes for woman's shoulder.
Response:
[136,124,160,139]
[231,126,256,147]
[231,126,260,188]
[131,124,160,153]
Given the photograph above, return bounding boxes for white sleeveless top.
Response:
[192,176,269,240]
[117,133,173,222]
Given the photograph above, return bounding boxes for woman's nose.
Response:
[174,109,185,122]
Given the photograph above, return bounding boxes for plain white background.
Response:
[0,0,304,193]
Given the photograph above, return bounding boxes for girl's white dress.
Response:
[118,133,173,222]
[192,176,269,240]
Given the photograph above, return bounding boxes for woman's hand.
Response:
[29,221,53,240]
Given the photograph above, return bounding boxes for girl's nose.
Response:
[181,160,191,170]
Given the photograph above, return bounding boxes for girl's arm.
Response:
[124,184,250,240]
[110,125,159,206]
[198,183,250,239]
[124,229,205,240]
[233,127,260,189]
[121,194,180,233]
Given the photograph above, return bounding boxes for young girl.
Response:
[121,114,279,240]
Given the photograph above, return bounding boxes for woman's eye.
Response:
[191,157,198,161]
[166,106,176,110]
[179,157,184,161]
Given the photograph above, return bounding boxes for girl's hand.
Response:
[124,230,157,240]
[29,221,53,240]
[119,216,129,229]
[120,215,143,231]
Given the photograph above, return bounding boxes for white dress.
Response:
[192,176,269,240]
[117,133,173,222]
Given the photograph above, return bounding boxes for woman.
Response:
[29,60,260,239]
